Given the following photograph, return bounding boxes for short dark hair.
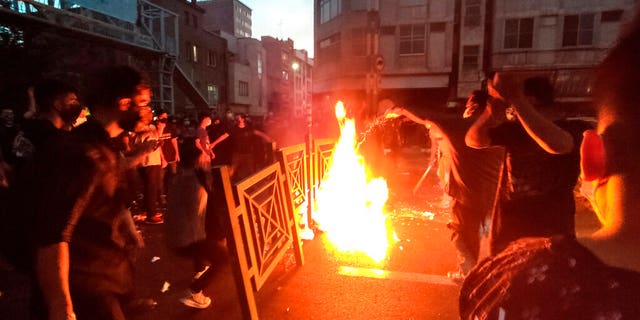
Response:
[34,79,78,113]
[523,76,554,106]
[84,65,149,111]
[198,111,211,124]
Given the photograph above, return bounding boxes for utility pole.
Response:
[366,1,381,120]
[447,0,462,110]
[482,0,495,80]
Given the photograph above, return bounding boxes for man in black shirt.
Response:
[460,14,640,318]
[34,66,149,320]
[210,113,273,181]
[466,74,591,255]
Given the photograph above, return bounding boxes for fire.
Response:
[314,101,396,263]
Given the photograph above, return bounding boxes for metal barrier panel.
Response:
[215,163,303,319]
[276,143,308,214]
[313,138,337,188]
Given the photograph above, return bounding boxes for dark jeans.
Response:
[176,239,227,293]
[138,165,162,214]
[162,162,178,195]
[447,200,486,274]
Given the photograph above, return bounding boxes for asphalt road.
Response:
[128,146,465,320]
[0,145,599,320]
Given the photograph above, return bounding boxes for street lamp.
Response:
[292,61,300,71]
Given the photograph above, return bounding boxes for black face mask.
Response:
[158,118,168,124]
[117,108,141,132]
[59,103,84,125]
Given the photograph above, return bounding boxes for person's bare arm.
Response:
[511,98,573,154]
[171,138,180,162]
[253,129,274,143]
[386,107,433,129]
[36,243,75,320]
[210,133,229,150]
[465,105,500,149]
[491,73,574,154]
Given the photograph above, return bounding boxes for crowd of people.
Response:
[1,6,640,319]
[0,66,278,319]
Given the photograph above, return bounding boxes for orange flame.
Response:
[314,101,396,263]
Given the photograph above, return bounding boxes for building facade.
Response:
[291,49,314,119]
[457,0,637,105]
[221,33,268,117]
[314,0,637,117]
[200,0,252,38]
[151,0,228,116]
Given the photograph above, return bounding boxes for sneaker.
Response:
[447,270,466,284]
[144,213,164,225]
[180,291,211,309]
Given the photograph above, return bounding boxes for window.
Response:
[563,13,594,46]
[462,45,480,70]
[192,44,198,63]
[282,70,289,80]
[193,15,198,28]
[184,11,190,26]
[504,18,534,49]
[207,84,219,105]
[207,50,217,67]
[464,0,481,27]
[320,0,341,24]
[351,28,366,56]
[399,24,426,55]
[239,81,249,97]
[601,10,623,22]
[398,4,427,19]
[257,53,263,76]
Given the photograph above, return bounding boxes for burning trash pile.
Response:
[313,102,397,264]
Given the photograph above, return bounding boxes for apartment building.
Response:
[314,0,637,116]
[200,0,252,38]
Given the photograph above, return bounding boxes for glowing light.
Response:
[314,101,396,263]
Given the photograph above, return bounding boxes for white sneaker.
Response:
[180,291,212,309]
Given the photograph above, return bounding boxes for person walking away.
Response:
[165,137,227,309]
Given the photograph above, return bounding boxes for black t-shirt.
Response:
[229,126,255,155]
[160,123,179,162]
[430,114,505,211]
[488,119,593,238]
[460,236,640,319]
[35,119,134,293]
[490,119,592,201]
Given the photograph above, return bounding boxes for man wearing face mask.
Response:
[32,66,150,320]
[1,79,82,273]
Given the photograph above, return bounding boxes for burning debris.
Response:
[313,102,397,264]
